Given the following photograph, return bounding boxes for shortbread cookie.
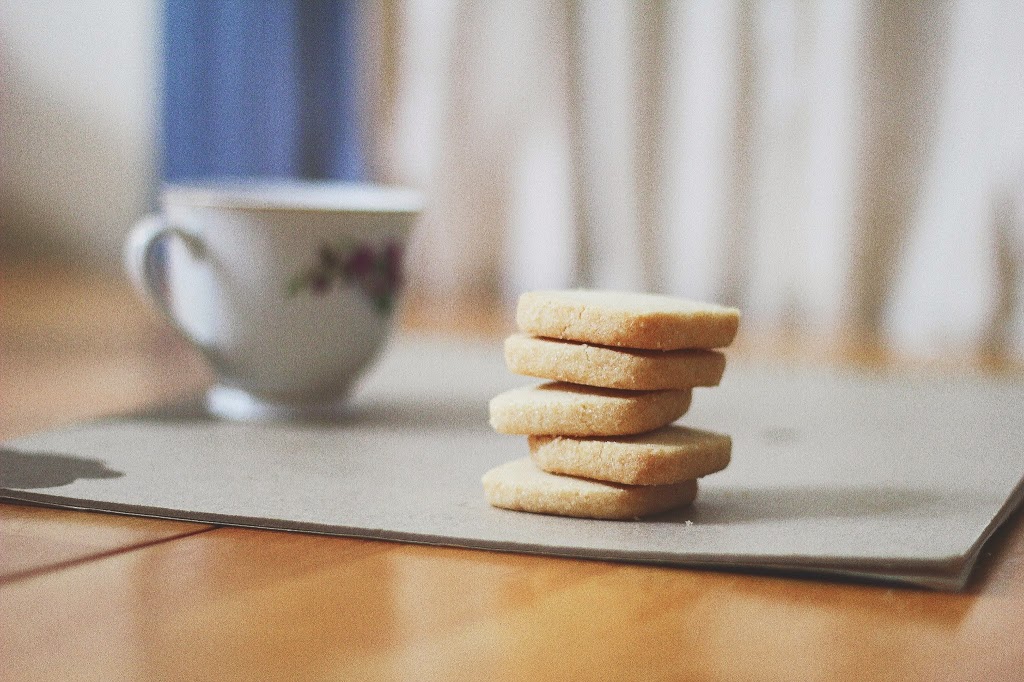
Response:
[529,426,731,486]
[504,333,726,390]
[482,458,698,520]
[516,290,740,350]
[489,382,692,436]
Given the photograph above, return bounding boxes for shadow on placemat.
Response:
[127,396,488,432]
[688,484,949,524]
[0,448,124,490]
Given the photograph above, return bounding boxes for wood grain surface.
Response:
[0,504,210,581]
[1,264,1023,681]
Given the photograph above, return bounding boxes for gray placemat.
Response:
[3,338,1022,590]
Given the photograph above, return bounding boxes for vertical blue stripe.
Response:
[162,0,211,180]
[332,0,364,180]
[296,0,364,180]
[208,0,247,176]
[161,0,362,182]
[255,1,301,176]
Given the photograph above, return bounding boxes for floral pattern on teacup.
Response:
[287,240,403,314]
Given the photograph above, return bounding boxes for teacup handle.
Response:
[124,214,206,329]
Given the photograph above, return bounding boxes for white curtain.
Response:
[374,0,1024,359]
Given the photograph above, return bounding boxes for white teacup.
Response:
[125,181,421,421]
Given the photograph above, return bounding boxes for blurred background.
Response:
[2,0,1024,363]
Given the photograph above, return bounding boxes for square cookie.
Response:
[529,426,731,485]
[504,333,726,390]
[516,289,740,350]
[489,382,692,437]
[482,457,698,520]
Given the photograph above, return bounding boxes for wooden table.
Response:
[2,264,1023,681]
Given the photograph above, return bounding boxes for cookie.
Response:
[488,382,692,437]
[504,333,726,390]
[482,457,698,520]
[516,289,740,350]
[529,425,731,486]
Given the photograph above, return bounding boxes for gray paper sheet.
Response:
[3,338,1023,590]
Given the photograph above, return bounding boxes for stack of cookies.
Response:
[483,290,740,520]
